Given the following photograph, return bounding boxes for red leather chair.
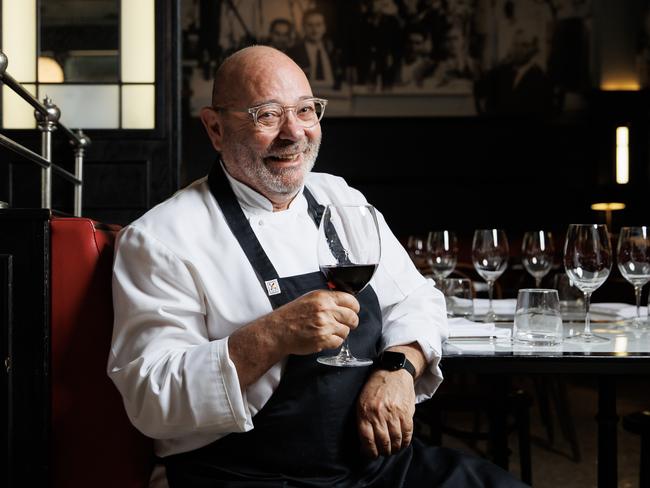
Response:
[50,217,154,487]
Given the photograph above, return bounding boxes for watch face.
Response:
[382,351,406,370]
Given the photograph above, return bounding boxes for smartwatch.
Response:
[376,351,416,379]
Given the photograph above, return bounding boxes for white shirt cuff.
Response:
[214,338,254,431]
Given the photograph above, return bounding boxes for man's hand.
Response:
[228,289,359,388]
[270,289,360,355]
[357,368,416,458]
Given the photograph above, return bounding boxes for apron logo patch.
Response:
[265,279,281,296]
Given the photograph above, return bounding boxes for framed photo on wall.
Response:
[182,0,593,117]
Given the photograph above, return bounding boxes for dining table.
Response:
[440,302,650,488]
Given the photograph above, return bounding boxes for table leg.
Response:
[596,376,618,488]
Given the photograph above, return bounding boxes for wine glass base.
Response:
[626,317,650,328]
[317,355,374,368]
[564,332,610,344]
[483,311,498,323]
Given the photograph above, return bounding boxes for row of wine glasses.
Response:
[408,229,511,323]
[517,226,650,333]
[409,230,554,292]
[408,225,650,342]
[563,224,650,343]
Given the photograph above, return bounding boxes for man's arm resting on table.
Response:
[357,342,428,458]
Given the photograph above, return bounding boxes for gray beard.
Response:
[229,138,320,195]
[255,155,317,194]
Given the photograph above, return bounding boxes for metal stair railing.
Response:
[0,50,90,216]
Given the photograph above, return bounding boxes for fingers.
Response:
[401,417,414,450]
[277,290,360,355]
[387,415,403,453]
[330,290,361,314]
[331,305,359,329]
[375,424,392,457]
[358,404,413,458]
[359,415,409,458]
[358,420,378,458]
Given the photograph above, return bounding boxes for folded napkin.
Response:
[447,317,512,338]
[590,302,648,319]
[472,298,517,316]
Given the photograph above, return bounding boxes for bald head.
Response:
[211,45,310,108]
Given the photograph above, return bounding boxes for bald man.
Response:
[109,46,526,487]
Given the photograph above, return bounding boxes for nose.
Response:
[277,109,306,142]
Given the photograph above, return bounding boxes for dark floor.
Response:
[415,376,648,487]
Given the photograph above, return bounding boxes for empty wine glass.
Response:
[426,230,458,286]
[617,226,650,326]
[563,224,612,343]
[521,230,555,287]
[406,235,429,274]
[472,229,509,323]
[317,204,381,367]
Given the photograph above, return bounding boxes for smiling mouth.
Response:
[265,152,303,163]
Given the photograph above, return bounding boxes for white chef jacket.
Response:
[108,168,448,458]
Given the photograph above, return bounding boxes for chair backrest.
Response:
[50,217,154,487]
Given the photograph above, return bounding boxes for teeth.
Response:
[272,154,299,161]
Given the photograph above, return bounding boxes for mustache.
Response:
[263,140,317,158]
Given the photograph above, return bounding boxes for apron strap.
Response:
[303,186,351,265]
[302,186,324,227]
[208,164,281,296]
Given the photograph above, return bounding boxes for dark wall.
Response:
[315,116,602,237]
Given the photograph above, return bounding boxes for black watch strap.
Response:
[401,357,416,378]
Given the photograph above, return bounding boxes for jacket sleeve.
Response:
[107,225,253,439]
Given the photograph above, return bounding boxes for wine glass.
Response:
[521,230,555,288]
[317,204,381,367]
[426,230,458,287]
[406,235,429,274]
[472,229,509,323]
[617,226,650,326]
[563,224,612,343]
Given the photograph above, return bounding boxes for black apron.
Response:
[164,165,529,488]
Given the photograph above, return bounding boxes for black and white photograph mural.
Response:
[475,0,592,115]
[181,0,593,116]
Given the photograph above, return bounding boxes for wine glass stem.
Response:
[487,280,494,314]
[535,277,542,288]
[635,285,642,319]
[583,291,592,335]
[339,339,353,360]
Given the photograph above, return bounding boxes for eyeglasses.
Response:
[214,97,328,131]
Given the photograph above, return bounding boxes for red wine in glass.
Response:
[320,264,378,295]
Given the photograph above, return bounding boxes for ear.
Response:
[200,106,224,152]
